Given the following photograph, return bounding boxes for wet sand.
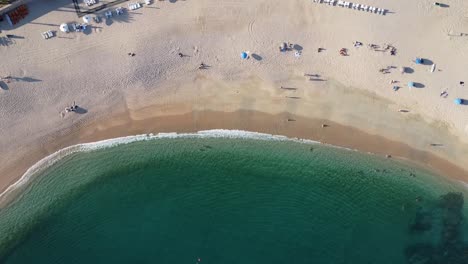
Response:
[1,107,467,205]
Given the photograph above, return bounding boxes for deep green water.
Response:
[0,136,467,263]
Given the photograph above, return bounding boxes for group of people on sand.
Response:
[0,76,12,83]
[60,101,79,118]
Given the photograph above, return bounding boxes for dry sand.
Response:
[1,0,468,197]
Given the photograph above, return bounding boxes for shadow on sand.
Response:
[293,44,303,51]
[74,106,88,114]
[403,67,414,74]
[421,58,434,66]
[11,76,42,82]
[251,53,263,61]
[0,81,9,90]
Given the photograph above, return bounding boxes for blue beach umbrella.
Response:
[240,52,248,59]
[408,82,414,88]
[415,58,423,64]
[454,98,463,105]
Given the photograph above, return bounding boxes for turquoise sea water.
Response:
[0,135,467,263]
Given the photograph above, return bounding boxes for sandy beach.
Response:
[1,0,468,199]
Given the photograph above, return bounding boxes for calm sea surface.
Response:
[0,137,467,263]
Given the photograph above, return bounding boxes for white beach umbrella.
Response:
[82,15,91,24]
[59,23,69,33]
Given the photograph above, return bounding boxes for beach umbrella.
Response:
[59,23,69,33]
[408,82,414,88]
[454,98,463,105]
[415,58,423,64]
[240,52,248,59]
[82,15,91,23]
[279,42,287,52]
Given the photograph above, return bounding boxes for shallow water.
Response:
[0,136,467,263]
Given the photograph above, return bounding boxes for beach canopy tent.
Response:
[415,58,423,64]
[82,15,91,23]
[59,23,69,33]
[454,98,463,105]
[408,82,414,88]
[240,52,248,59]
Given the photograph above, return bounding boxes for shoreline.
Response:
[1,108,467,207]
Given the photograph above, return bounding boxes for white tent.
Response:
[59,23,69,33]
[82,15,91,24]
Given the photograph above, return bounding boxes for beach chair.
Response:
[329,0,336,5]
[76,24,82,32]
[360,5,367,11]
[368,6,375,12]
[344,2,350,8]
[337,1,344,7]
[41,31,53,39]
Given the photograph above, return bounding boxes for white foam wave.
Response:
[457,180,468,190]
[0,129,343,202]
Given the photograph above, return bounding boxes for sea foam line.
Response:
[0,130,331,202]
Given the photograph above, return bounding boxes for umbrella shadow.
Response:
[293,44,303,51]
[112,11,136,24]
[0,81,9,90]
[74,106,88,114]
[413,82,425,88]
[251,53,263,61]
[403,67,414,74]
[421,59,433,66]
[83,26,93,35]
[105,17,113,26]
